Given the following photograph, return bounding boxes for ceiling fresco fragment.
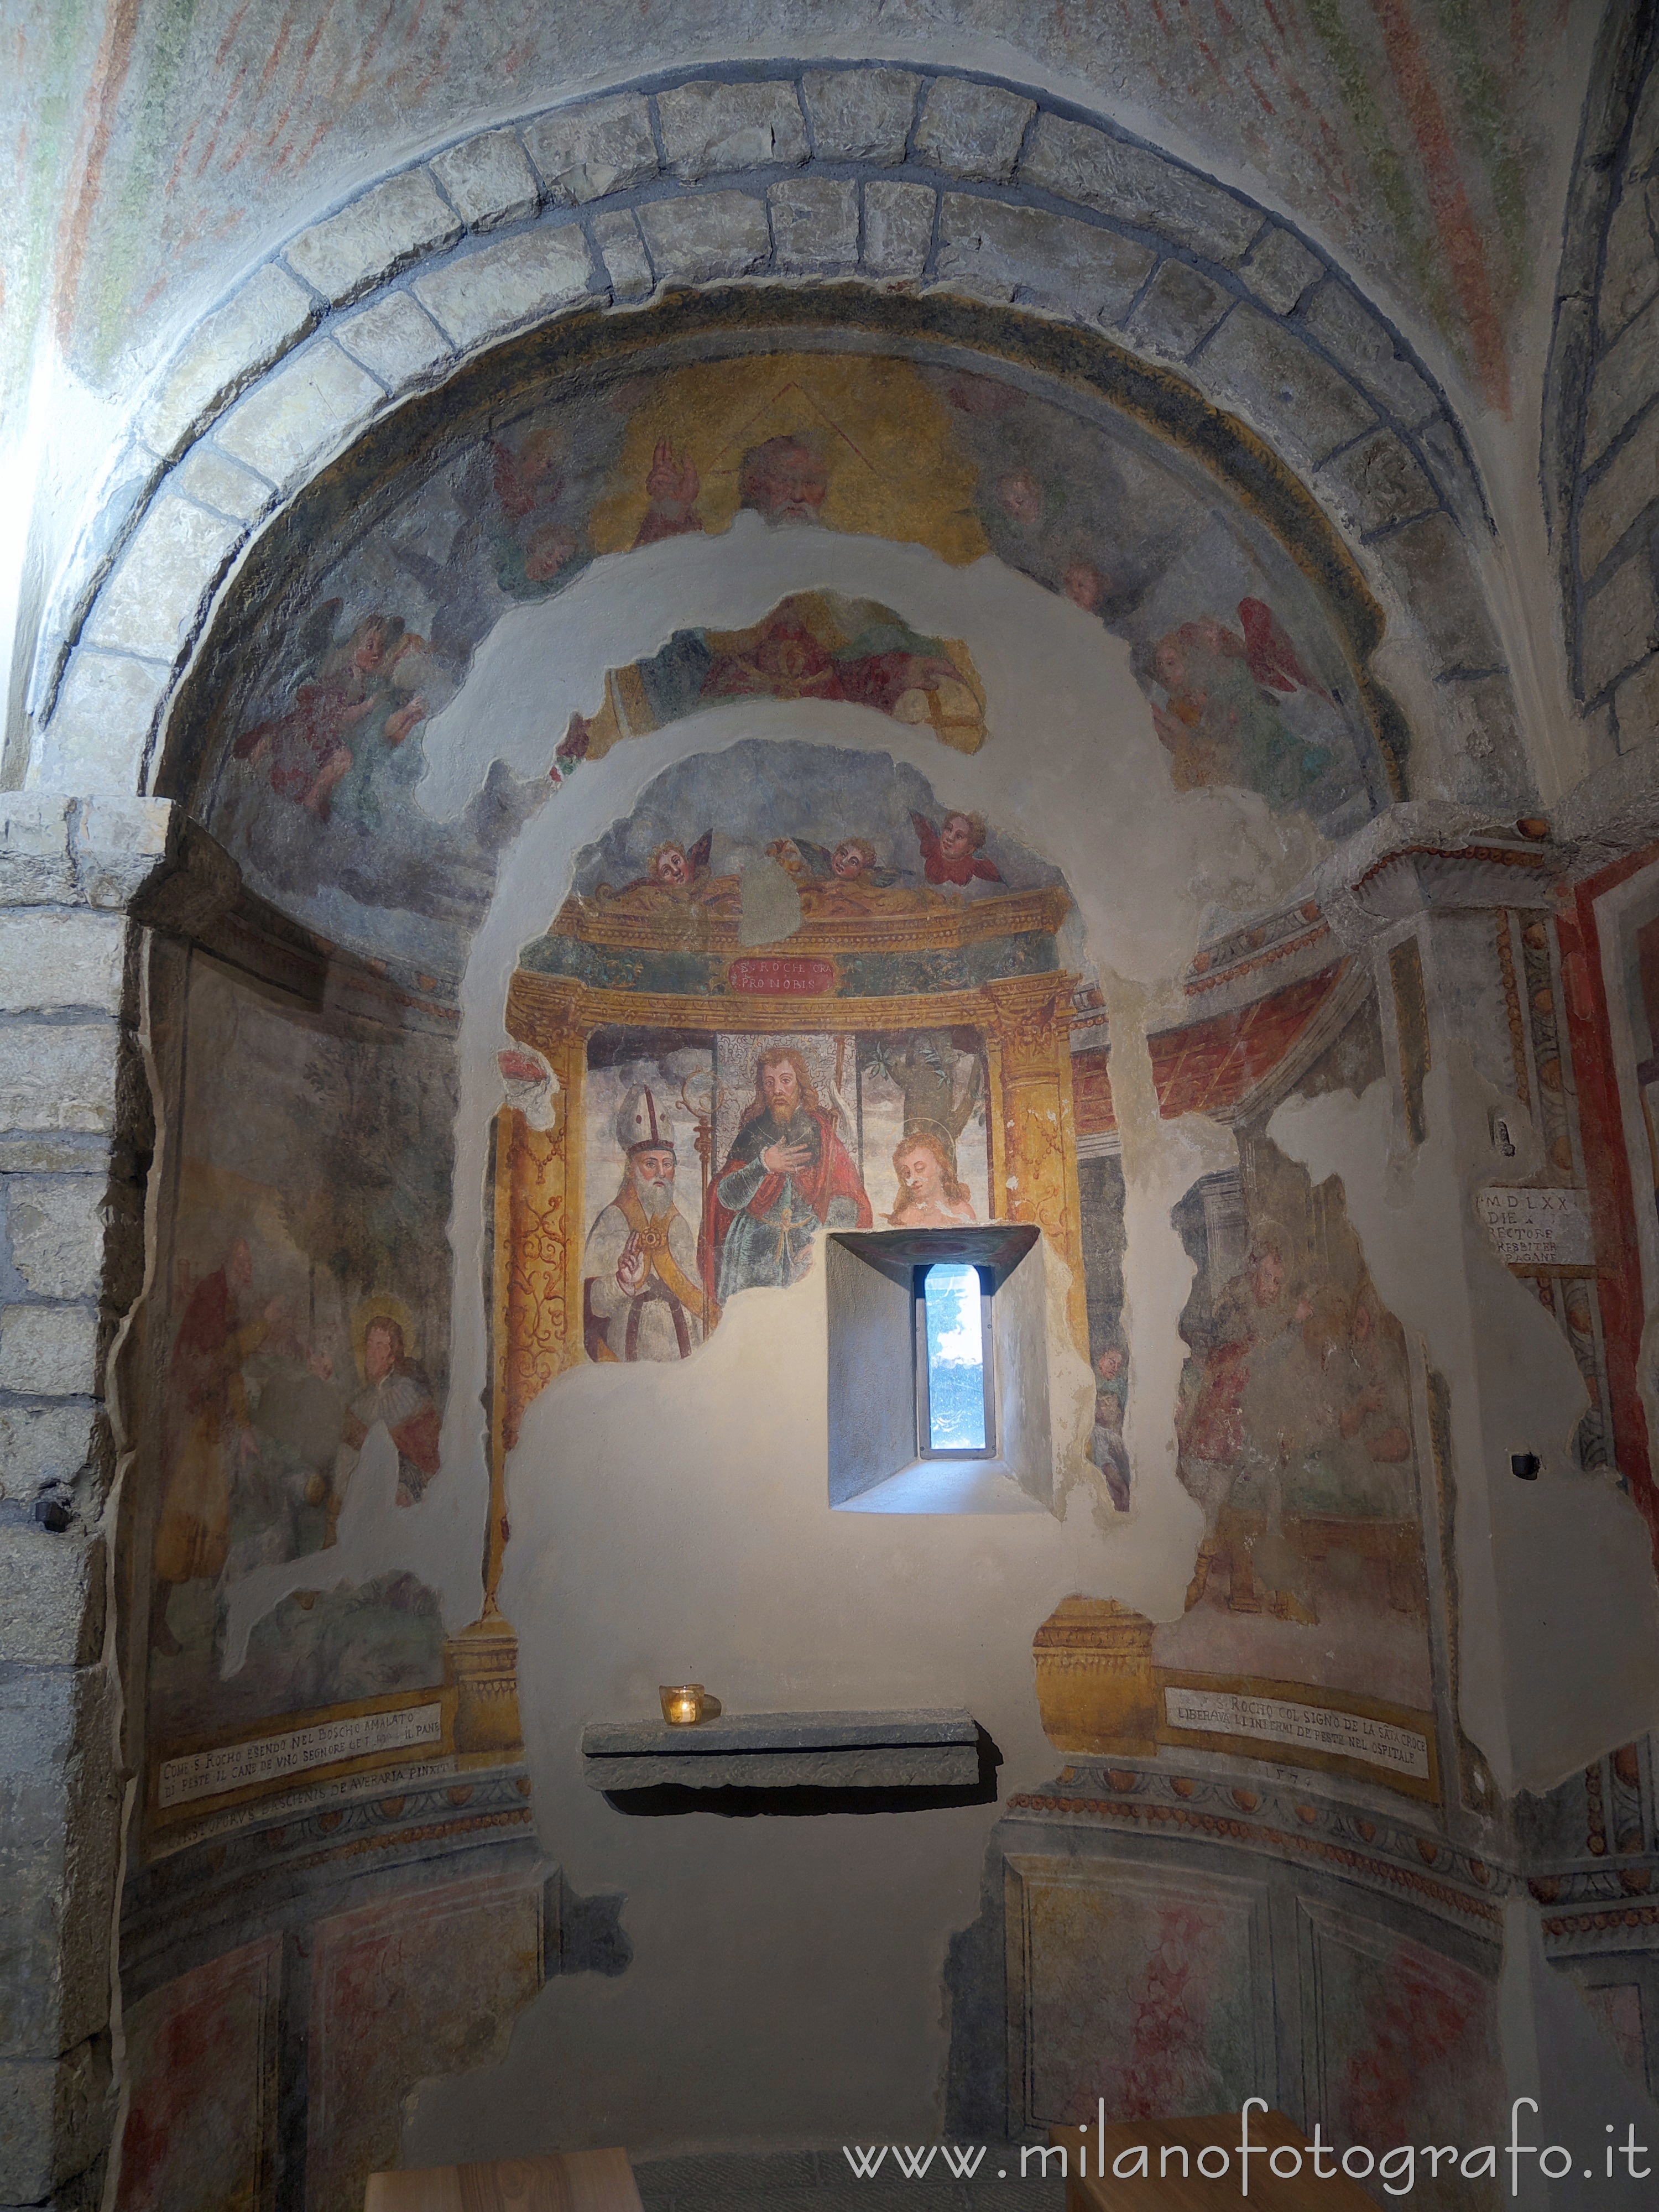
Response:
[204,347,1392,977]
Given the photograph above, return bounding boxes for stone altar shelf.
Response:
[580,1708,979,1791]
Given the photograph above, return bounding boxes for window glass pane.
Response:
[924,1262,986,1450]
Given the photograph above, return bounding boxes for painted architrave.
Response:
[1031,1597,1441,1803]
[1146,961,1357,1121]
[145,1686,454,1846]
[1561,844,1659,1550]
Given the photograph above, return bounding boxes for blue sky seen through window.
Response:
[924,1262,987,1451]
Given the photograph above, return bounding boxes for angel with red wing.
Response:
[1237,597,1334,704]
[910,808,1004,887]
[627,830,714,893]
[489,428,564,521]
[488,426,581,591]
[231,604,427,821]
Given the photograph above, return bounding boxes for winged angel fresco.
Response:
[1134,598,1337,811]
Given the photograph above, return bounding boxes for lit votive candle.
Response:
[660,1683,704,1726]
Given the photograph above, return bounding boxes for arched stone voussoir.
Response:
[27,58,1517,809]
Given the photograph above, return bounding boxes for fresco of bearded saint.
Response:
[702,1050,872,1307]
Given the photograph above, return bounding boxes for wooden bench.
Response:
[1050,2109,1375,2209]
[364,2148,643,2211]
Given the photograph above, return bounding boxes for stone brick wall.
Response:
[1549,10,1659,759]
[22,60,1524,813]
[0,799,178,2210]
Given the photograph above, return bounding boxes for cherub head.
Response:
[831,837,877,881]
[523,521,577,582]
[940,811,987,863]
[650,842,692,889]
[348,615,406,675]
[1064,562,1108,613]
[997,472,1042,525]
[1152,634,1187,691]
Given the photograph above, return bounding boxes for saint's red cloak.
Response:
[700,1105,873,1305]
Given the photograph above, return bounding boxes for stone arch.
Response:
[20,60,1525,812]
[1543,3,1659,761]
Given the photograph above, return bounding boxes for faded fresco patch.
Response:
[119,1936,282,2212]
[139,957,454,1759]
[1307,1912,1504,2212]
[1160,1004,1433,1713]
[305,1869,547,2212]
[1011,1865,1264,2130]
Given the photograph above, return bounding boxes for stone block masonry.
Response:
[1550,24,1659,747]
[429,130,541,233]
[914,78,1035,183]
[768,179,859,272]
[412,228,597,352]
[657,81,807,180]
[283,170,462,307]
[523,94,658,205]
[801,69,919,164]
[30,61,1523,835]
[0,798,205,2210]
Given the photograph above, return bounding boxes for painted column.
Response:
[448,978,593,1761]
[980,973,1088,1358]
[498,975,592,1456]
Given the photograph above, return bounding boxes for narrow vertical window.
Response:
[921,1262,989,1453]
